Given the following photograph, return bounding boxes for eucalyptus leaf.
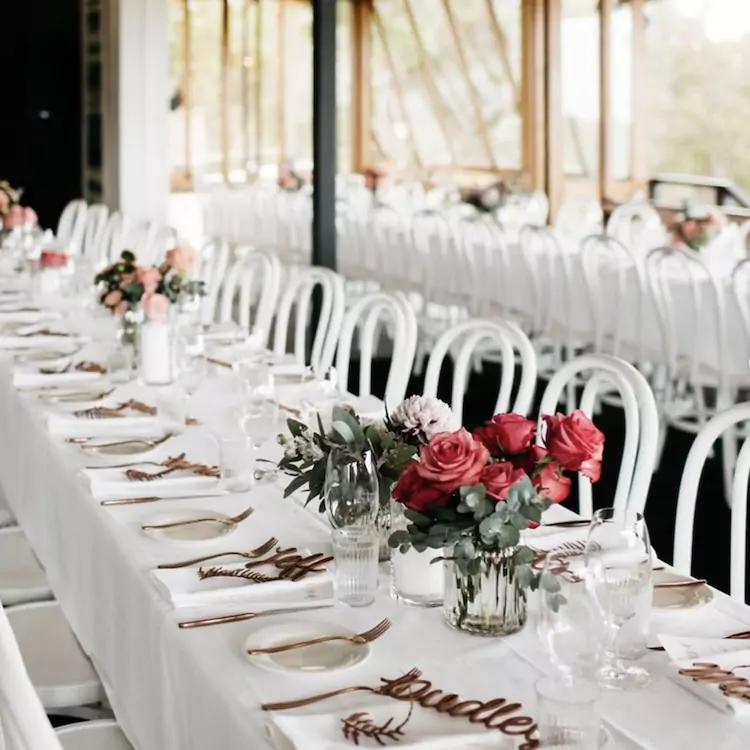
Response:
[404,509,431,528]
[388,530,411,548]
[513,546,535,565]
[541,571,562,594]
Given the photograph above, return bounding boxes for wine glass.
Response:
[323,449,379,529]
[175,340,207,423]
[584,507,653,690]
[538,550,608,686]
[238,399,281,484]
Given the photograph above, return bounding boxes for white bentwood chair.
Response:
[99,212,125,265]
[673,402,750,602]
[537,354,659,522]
[198,238,231,325]
[80,205,109,264]
[0,599,131,749]
[606,201,665,252]
[56,200,88,255]
[272,266,346,374]
[335,292,418,408]
[423,318,538,424]
[218,250,282,347]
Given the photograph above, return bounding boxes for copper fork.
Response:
[247,618,391,656]
[141,505,254,531]
[261,669,422,711]
[157,537,279,568]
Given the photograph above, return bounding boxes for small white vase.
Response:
[139,320,173,385]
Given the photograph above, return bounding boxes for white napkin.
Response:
[267,703,513,750]
[46,411,163,439]
[151,559,334,609]
[0,310,59,325]
[0,334,84,351]
[661,636,750,718]
[81,464,220,500]
[14,368,103,389]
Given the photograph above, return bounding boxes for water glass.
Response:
[585,508,653,690]
[538,551,608,683]
[535,676,601,749]
[238,399,280,484]
[218,434,254,493]
[332,527,379,607]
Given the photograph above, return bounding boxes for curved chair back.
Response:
[273,266,346,374]
[731,259,750,365]
[122,220,152,260]
[81,204,109,263]
[100,212,125,264]
[674,402,750,601]
[56,199,88,254]
[198,238,231,325]
[0,601,65,749]
[606,201,664,251]
[143,225,177,266]
[335,292,417,407]
[219,250,281,346]
[423,318,537,424]
[538,354,659,522]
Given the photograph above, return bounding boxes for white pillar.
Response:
[102,0,169,224]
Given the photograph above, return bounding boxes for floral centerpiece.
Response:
[278,160,307,192]
[670,204,726,252]
[0,181,37,233]
[388,410,604,635]
[459,180,514,213]
[363,165,389,197]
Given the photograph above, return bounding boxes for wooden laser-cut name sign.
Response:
[679,661,750,702]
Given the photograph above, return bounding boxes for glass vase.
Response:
[443,545,527,636]
[323,448,379,530]
[139,313,175,386]
[116,308,142,379]
[389,499,443,606]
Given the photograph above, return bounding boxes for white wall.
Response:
[101,0,169,224]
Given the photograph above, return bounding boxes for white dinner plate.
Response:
[140,509,238,544]
[652,570,713,610]
[41,388,114,405]
[244,621,371,674]
[81,437,169,457]
[17,349,76,363]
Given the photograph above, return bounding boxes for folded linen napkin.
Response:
[81,463,220,500]
[151,558,334,609]
[0,310,60,325]
[0,334,84,351]
[14,368,103,389]
[46,410,163,439]
[267,702,514,750]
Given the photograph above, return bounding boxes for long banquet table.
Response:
[3,309,750,749]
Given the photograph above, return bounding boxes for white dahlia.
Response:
[390,395,455,443]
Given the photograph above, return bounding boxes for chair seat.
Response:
[0,527,52,605]
[57,720,133,750]
[6,601,103,709]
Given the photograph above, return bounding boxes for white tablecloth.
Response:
[2,325,750,748]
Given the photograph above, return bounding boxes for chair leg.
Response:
[721,427,737,508]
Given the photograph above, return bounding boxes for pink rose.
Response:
[120,272,135,285]
[165,244,196,274]
[142,292,169,321]
[543,410,604,482]
[136,266,161,294]
[104,289,123,308]
[23,206,37,227]
[3,205,23,229]
[392,462,452,513]
[0,193,8,215]
[481,461,526,501]
[473,413,536,456]
[523,445,571,503]
[114,300,128,317]
[416,429,489,494]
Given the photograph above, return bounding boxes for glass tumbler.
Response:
[332,527,379,607]
[218,434,254,493]
[535,676,601,749]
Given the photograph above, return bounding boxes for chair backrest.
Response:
[100,212,125,264]
[273,266,346,374]
[335,292,418,407]
[219,250,281,345]
[730,259,750,366]
[537,353,659,522]
[56,200,88,253]
[645,246,728,390]
[81,204,109,262]
[143,225,177,266]
[122,220,152,261]
[554,197,603,241]
[579,234,645,364]
[198,238,231,325]
[738,220,750,257]
[0,602,65,749]
[423,318,538,424]
[606,201,664,251]
[673,402,750,601]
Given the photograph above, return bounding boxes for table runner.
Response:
[2,357,750,749]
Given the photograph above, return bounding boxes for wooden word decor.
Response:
[375,671,539,750]
[341,704,413,746]
[198,548,333,584]
[679,661,750,702]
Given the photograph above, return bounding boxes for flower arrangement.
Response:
[0,181,37,231]
[278,160,307,192]
[277,396,456,511]
[388,409,604,593]
[459,180,514,213]
[363,165,389,195]
[94,246,205,321]
[39,249,69,269]
[670,204,726,252]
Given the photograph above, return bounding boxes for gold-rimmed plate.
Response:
[141,509,238,543]
[81,435,172,457]
[652,570,713,610]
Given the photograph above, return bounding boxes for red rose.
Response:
[416,429,489,494]
[481,460,526,500]
[474,413,536,455]
[524,445,572,503]
[392,462,451,513]
[543,410,604,482]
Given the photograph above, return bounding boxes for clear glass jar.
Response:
[443,545,527,636]
[323,448,379,529]
[389,499,443,606]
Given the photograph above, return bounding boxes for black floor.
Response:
[353,357,740,598]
